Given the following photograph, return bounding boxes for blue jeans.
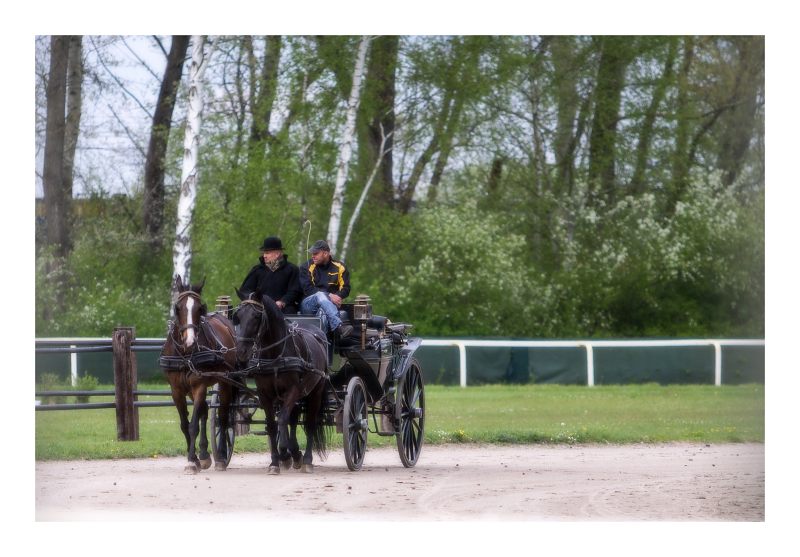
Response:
[300,292,342,333]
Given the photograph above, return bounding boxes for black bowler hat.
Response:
[308,240,330,253]
[259,236,284,251]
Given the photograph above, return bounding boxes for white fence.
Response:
[420,339,765,387]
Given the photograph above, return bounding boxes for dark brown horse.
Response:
[161,275,236,474]
[233,289,330,474]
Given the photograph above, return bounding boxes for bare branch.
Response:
[106,102,147,159]
[121,36,160,81]
[89,36,153,120]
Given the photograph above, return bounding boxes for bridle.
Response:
[234,299,291,360]
[165,290,235,374]
[174,291,203,336]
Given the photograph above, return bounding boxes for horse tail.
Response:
[306,377,330,459]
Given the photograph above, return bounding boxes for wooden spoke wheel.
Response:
[343,376,369,471]
[209,386,236,467]
[395,360,425,468]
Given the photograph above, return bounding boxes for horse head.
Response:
[233,287,286,365]
[173,275,207,351]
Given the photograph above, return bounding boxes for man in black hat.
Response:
[239,236,302,313]
[299,240,353,338]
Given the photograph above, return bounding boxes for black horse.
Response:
[233,288,330,474]
[161,276,236,473]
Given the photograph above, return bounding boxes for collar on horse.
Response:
[235,299,328,376]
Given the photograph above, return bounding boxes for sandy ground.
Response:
[35,443,764,521]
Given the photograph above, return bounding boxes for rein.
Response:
[235,299,293,359]
[234,299,328,379]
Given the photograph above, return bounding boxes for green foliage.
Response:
[382,197,537,336]
[75,373,99,403]
[34,36,764,341]
[37,373,67,405]
[76,373,99,390]
[35,194,173,337]
[549,173,764,336]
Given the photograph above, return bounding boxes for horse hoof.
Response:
[199,458,212,470]
[292,458,302,470]
[268,466,281,475]
[214,462,228,472]
[280,459,292,471]
[184,464,199,475]
[301,464,314,474]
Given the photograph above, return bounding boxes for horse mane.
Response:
[258,293,288,334]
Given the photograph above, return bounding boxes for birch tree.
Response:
[340,124,392,262]
[326,35,370,255]
[172,35,215,286]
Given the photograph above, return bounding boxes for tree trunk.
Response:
[630,38,677,195]
[327,36,370,254]
[550,36,582,197]
[143,35,189,248]
[62,36,82,206]
[248,35,282,152]
[358,35,399,208]
[42,35,70,256]
[669,36,695,213]
[173,36,212,285]
[426,90,465,203]
[528,38,553,197]
[716,36,764,187]
[587,36,631,207]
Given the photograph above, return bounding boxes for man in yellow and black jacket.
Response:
[299,240,353,338]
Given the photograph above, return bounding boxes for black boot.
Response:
[335,323,354,338]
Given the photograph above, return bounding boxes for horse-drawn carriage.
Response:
[160,277,425,473]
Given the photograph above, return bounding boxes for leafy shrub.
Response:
[37,372,67,405]
[75,373,99,403]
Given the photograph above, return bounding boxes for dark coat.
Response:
[239,255,303,313]
[299,257,351,300]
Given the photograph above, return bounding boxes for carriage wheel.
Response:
[343,376,369,471]
[210,386,236,467]
[395,360,425,468]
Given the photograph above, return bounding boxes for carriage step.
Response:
[250,431,268,436]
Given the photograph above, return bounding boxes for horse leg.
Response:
[170,387,193,471]
[195,388,212,470]
[184,385,206,474]
[288,405,303,469]
[276,403,295,470]
[259,389,281,475]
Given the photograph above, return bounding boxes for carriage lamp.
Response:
[353,294,373,321]
[215,295,232,318]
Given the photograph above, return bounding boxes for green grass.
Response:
[34,383,764,460]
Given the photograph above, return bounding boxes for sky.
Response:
[35,35,168,198]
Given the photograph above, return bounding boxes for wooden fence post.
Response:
[113,327,139,441]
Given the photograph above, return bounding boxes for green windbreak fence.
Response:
[415,345,588,385]
[36,338,765,386]
[414,341,765,386]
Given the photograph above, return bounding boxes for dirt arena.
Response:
[35,442,764,521]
